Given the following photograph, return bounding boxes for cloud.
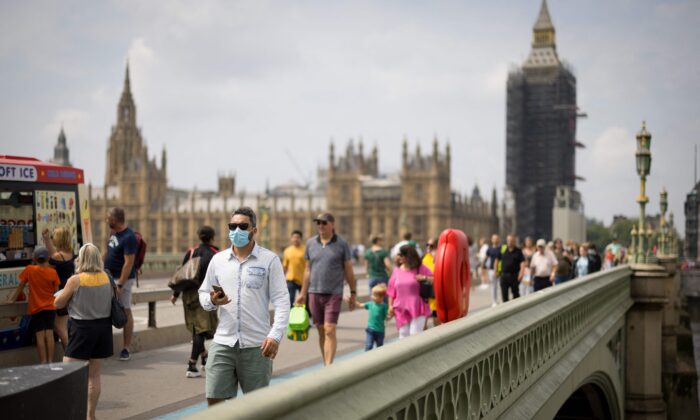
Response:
[2,0,700,232]
[42,109,90,144]
[590,126,633,173]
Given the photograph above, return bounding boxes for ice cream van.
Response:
[0,155,92,350]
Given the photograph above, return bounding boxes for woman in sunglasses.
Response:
[387,245,432,339]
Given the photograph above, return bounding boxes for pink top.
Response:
[387,265,432,329]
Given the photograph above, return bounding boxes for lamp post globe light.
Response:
[634,121,652,263]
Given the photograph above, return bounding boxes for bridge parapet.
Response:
[192,266,633,420]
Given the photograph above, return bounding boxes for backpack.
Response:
[134,231,147,287]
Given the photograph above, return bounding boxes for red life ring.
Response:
[434,229,470,323]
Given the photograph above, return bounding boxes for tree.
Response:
[586,218,612,252]
[610,218,635,248]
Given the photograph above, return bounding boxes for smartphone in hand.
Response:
[212,285,225,298]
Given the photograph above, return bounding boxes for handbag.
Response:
[168,248,201,292]
[419,280,434,300]
[107,271,127,329]
[417,269,434,300]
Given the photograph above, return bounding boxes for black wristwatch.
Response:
[350,290,356,295]
[117,284,123,289]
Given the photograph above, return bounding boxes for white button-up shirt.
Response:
[198,244,290,348]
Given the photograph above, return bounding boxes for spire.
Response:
[117,60,136,126]
[524,0,559,68]
[52,126,71,167]
[534,0,554,32]
[124,60,131,94]
[58,125,67,145]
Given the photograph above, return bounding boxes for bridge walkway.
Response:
[97,285,493,419]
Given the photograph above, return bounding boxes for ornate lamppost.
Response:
[633,122,652,264]
[658,188,668,255]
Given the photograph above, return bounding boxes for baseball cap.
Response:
[33,246,49,261]
[536,239,546,247]
[313,213,335,223]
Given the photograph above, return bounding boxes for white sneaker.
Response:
[186,363,201,378]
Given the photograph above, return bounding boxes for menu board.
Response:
[35,190,79,251]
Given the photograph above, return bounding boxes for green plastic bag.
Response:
[286,325,309,342]
[289,305,310,330]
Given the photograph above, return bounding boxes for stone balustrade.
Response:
[189,266,634,419]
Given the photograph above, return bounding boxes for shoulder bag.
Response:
[417,269,434,301]
[168,248,201,292]
[107,271,128,329]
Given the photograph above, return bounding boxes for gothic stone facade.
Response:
[90,66,499,255]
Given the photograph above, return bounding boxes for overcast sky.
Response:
[1,0,699,231]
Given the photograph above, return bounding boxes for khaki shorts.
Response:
[117,277,136,309]
[206,341,272,399]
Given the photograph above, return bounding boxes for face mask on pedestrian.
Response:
[229,228,252,247]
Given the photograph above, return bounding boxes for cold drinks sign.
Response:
[0,156,83,184]
[0,164,37,181]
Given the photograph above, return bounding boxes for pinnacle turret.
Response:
[534,0,554,31]
[51,126,71,167]
[117,61,136,126]
[524,0,559,68]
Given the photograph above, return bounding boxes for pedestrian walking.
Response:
[553,238,573,285]
[587,243,602,274]
[170,226,219,378]
[478,237,489,289]
[530,239,558,291]
[390,232,422,261]
[103,207,137,361]
[573,243,590,278]
[295,212,357,366]
[356,284,389,351]
[363,236,391,296]
[7,246,60,364]
[520,237,535,297]
[604,237,622,267]
[42,226,76,350]
[421,238,440,327]
[484,234,501,307]
[282,230,306,307]
[54,243,113,420]
[387,245,432,339]
[198,207,289,406]
[495,234,526,303]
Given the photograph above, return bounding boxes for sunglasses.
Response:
[426,243,435,248]
[228,223,250,231]
[315,220,328,226]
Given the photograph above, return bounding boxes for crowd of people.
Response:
[475,234,622,306]
[5,207,153,419]
[5,202,631,414]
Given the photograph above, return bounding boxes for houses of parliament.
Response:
[73,65,501,255]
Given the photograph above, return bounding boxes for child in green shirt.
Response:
[358,284,389,351]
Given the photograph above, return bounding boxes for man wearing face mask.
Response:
[198,207,290,406]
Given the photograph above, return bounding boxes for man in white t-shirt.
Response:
[529,239,557,291]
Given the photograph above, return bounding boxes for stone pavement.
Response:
[97,284,494,419]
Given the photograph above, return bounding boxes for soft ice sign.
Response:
[0,164,37,181]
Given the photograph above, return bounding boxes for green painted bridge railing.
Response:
[189,265,634,420]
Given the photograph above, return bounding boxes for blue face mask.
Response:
[229,228,251,248]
